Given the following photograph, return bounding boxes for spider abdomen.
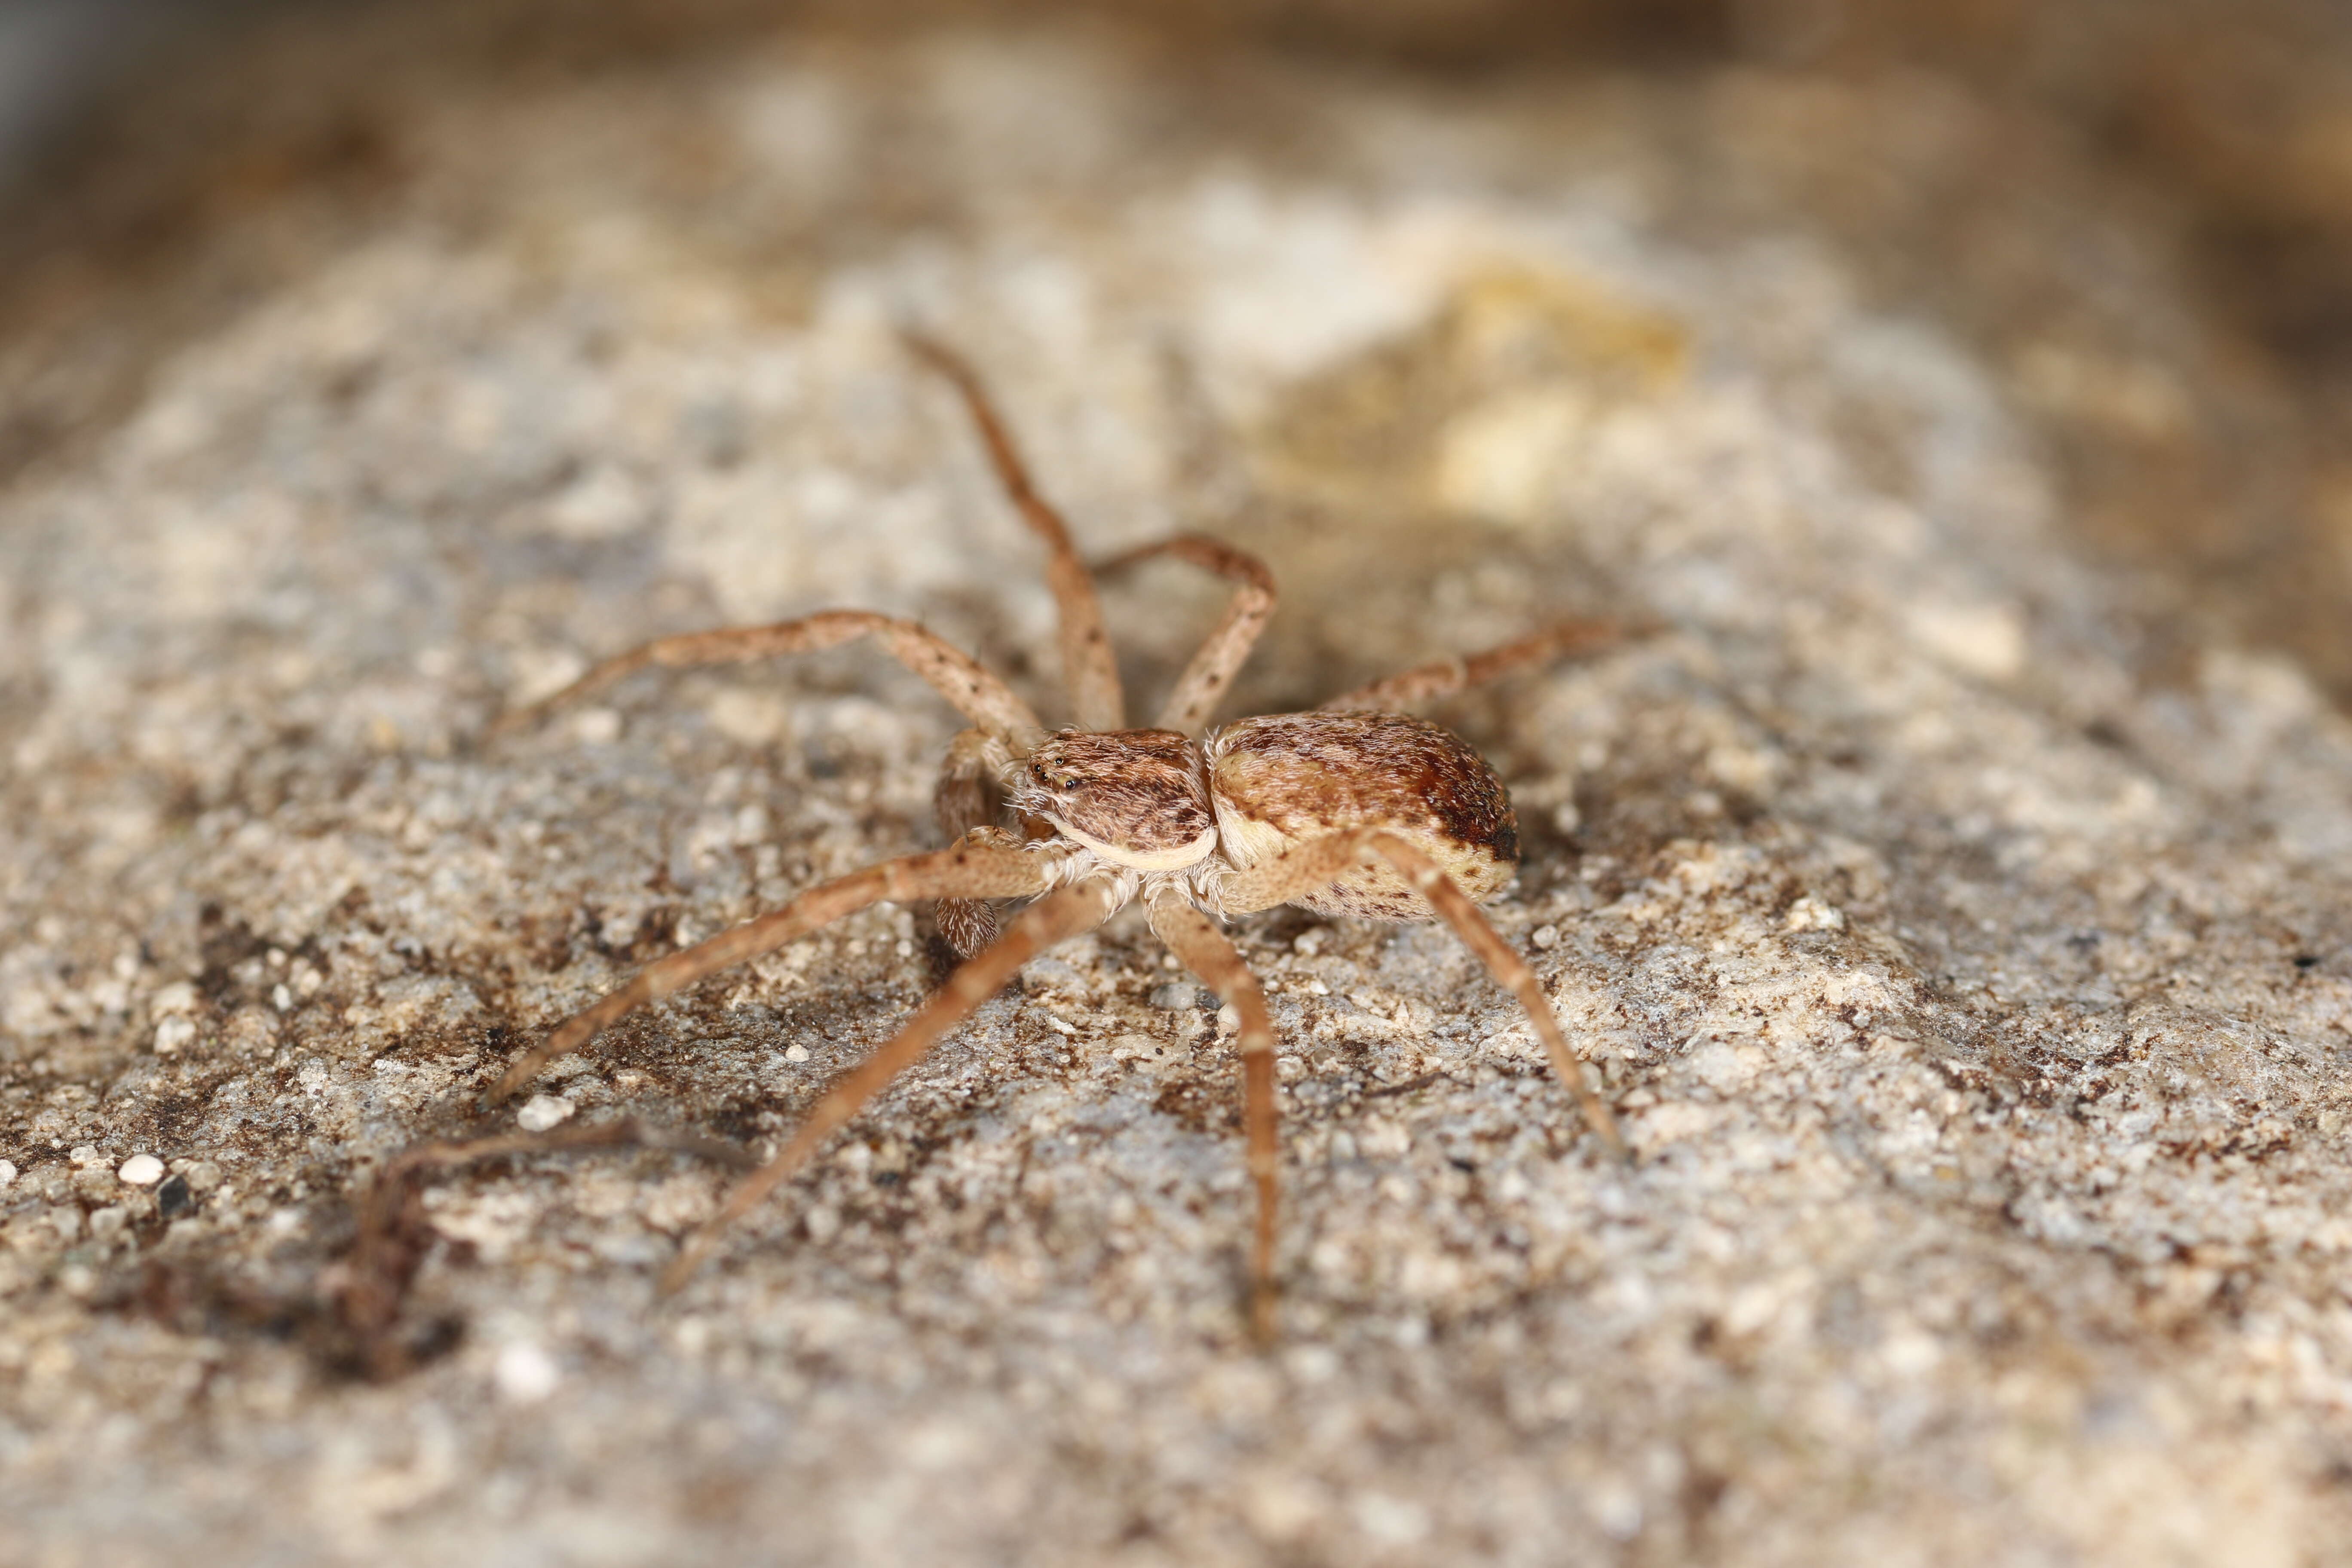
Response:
[1204,710,1520,919]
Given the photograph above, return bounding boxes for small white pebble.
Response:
[517,1094,575,1133]
[68,1145,102,1169]
[0,1160,15,1188]
[1292,930,1325,956]
[117,1154,165,1186]
[271,983,294,1012]
[1784,895,1847,933]
[1531,924,1560,951]
[150,980,199,1018]
[1216,1004,1242,1035]
[493,1340,562,1405]
[153,1016,196,1055]
[1045,1014,1077,1037]
[1354,1493,1433,1547]
[1286,1344,1341,1384]
[784,1043,810,1064]
[571,707,622,745]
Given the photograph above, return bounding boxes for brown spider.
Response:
[483,334,1635,1338]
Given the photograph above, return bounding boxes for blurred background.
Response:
[4,0,2350,709]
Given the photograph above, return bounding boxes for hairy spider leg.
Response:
[660,877,1123,1294]
[904,331,1124,733]
[933,727,1012,959]
[1094,534,1279,735]
[1222,828,1627,1161]
[487,835,1051,1102]
[1148,898,1283,1343]
[488,610,1041,742]
[1318,618,1649,714]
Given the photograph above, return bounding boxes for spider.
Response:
[484,334,1635,1338]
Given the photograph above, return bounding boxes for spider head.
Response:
[1014,729,1217,871]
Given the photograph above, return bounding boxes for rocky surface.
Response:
[3,13,2351,1565]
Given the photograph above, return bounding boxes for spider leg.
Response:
[1219,829,1627,1160]
[1148,897,1284,1344]
[1094,534,1278,735]
[489,609,1040,742]
[933,727,1009,959]
[1318,617,1653,713]
[487,834,1051,1103]
[903,331,1124,732]
[660,876,1122,1293]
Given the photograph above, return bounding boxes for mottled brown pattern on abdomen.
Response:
[1204,710,1519,919]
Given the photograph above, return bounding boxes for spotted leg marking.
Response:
[1096,533,1279,735]
[1319,618,1652,713]
[660,877,1122,1293]
[905,331,1124,732]
[488,835,1051,1103]
[490,609,1041,743]
[1148,897,1284,1343]
[1221,828,1627,1160]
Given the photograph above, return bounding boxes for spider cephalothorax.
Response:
[1012,728,1217,872]
[471,332,1644,1340]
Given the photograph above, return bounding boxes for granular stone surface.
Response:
[2,14,2351,1566]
